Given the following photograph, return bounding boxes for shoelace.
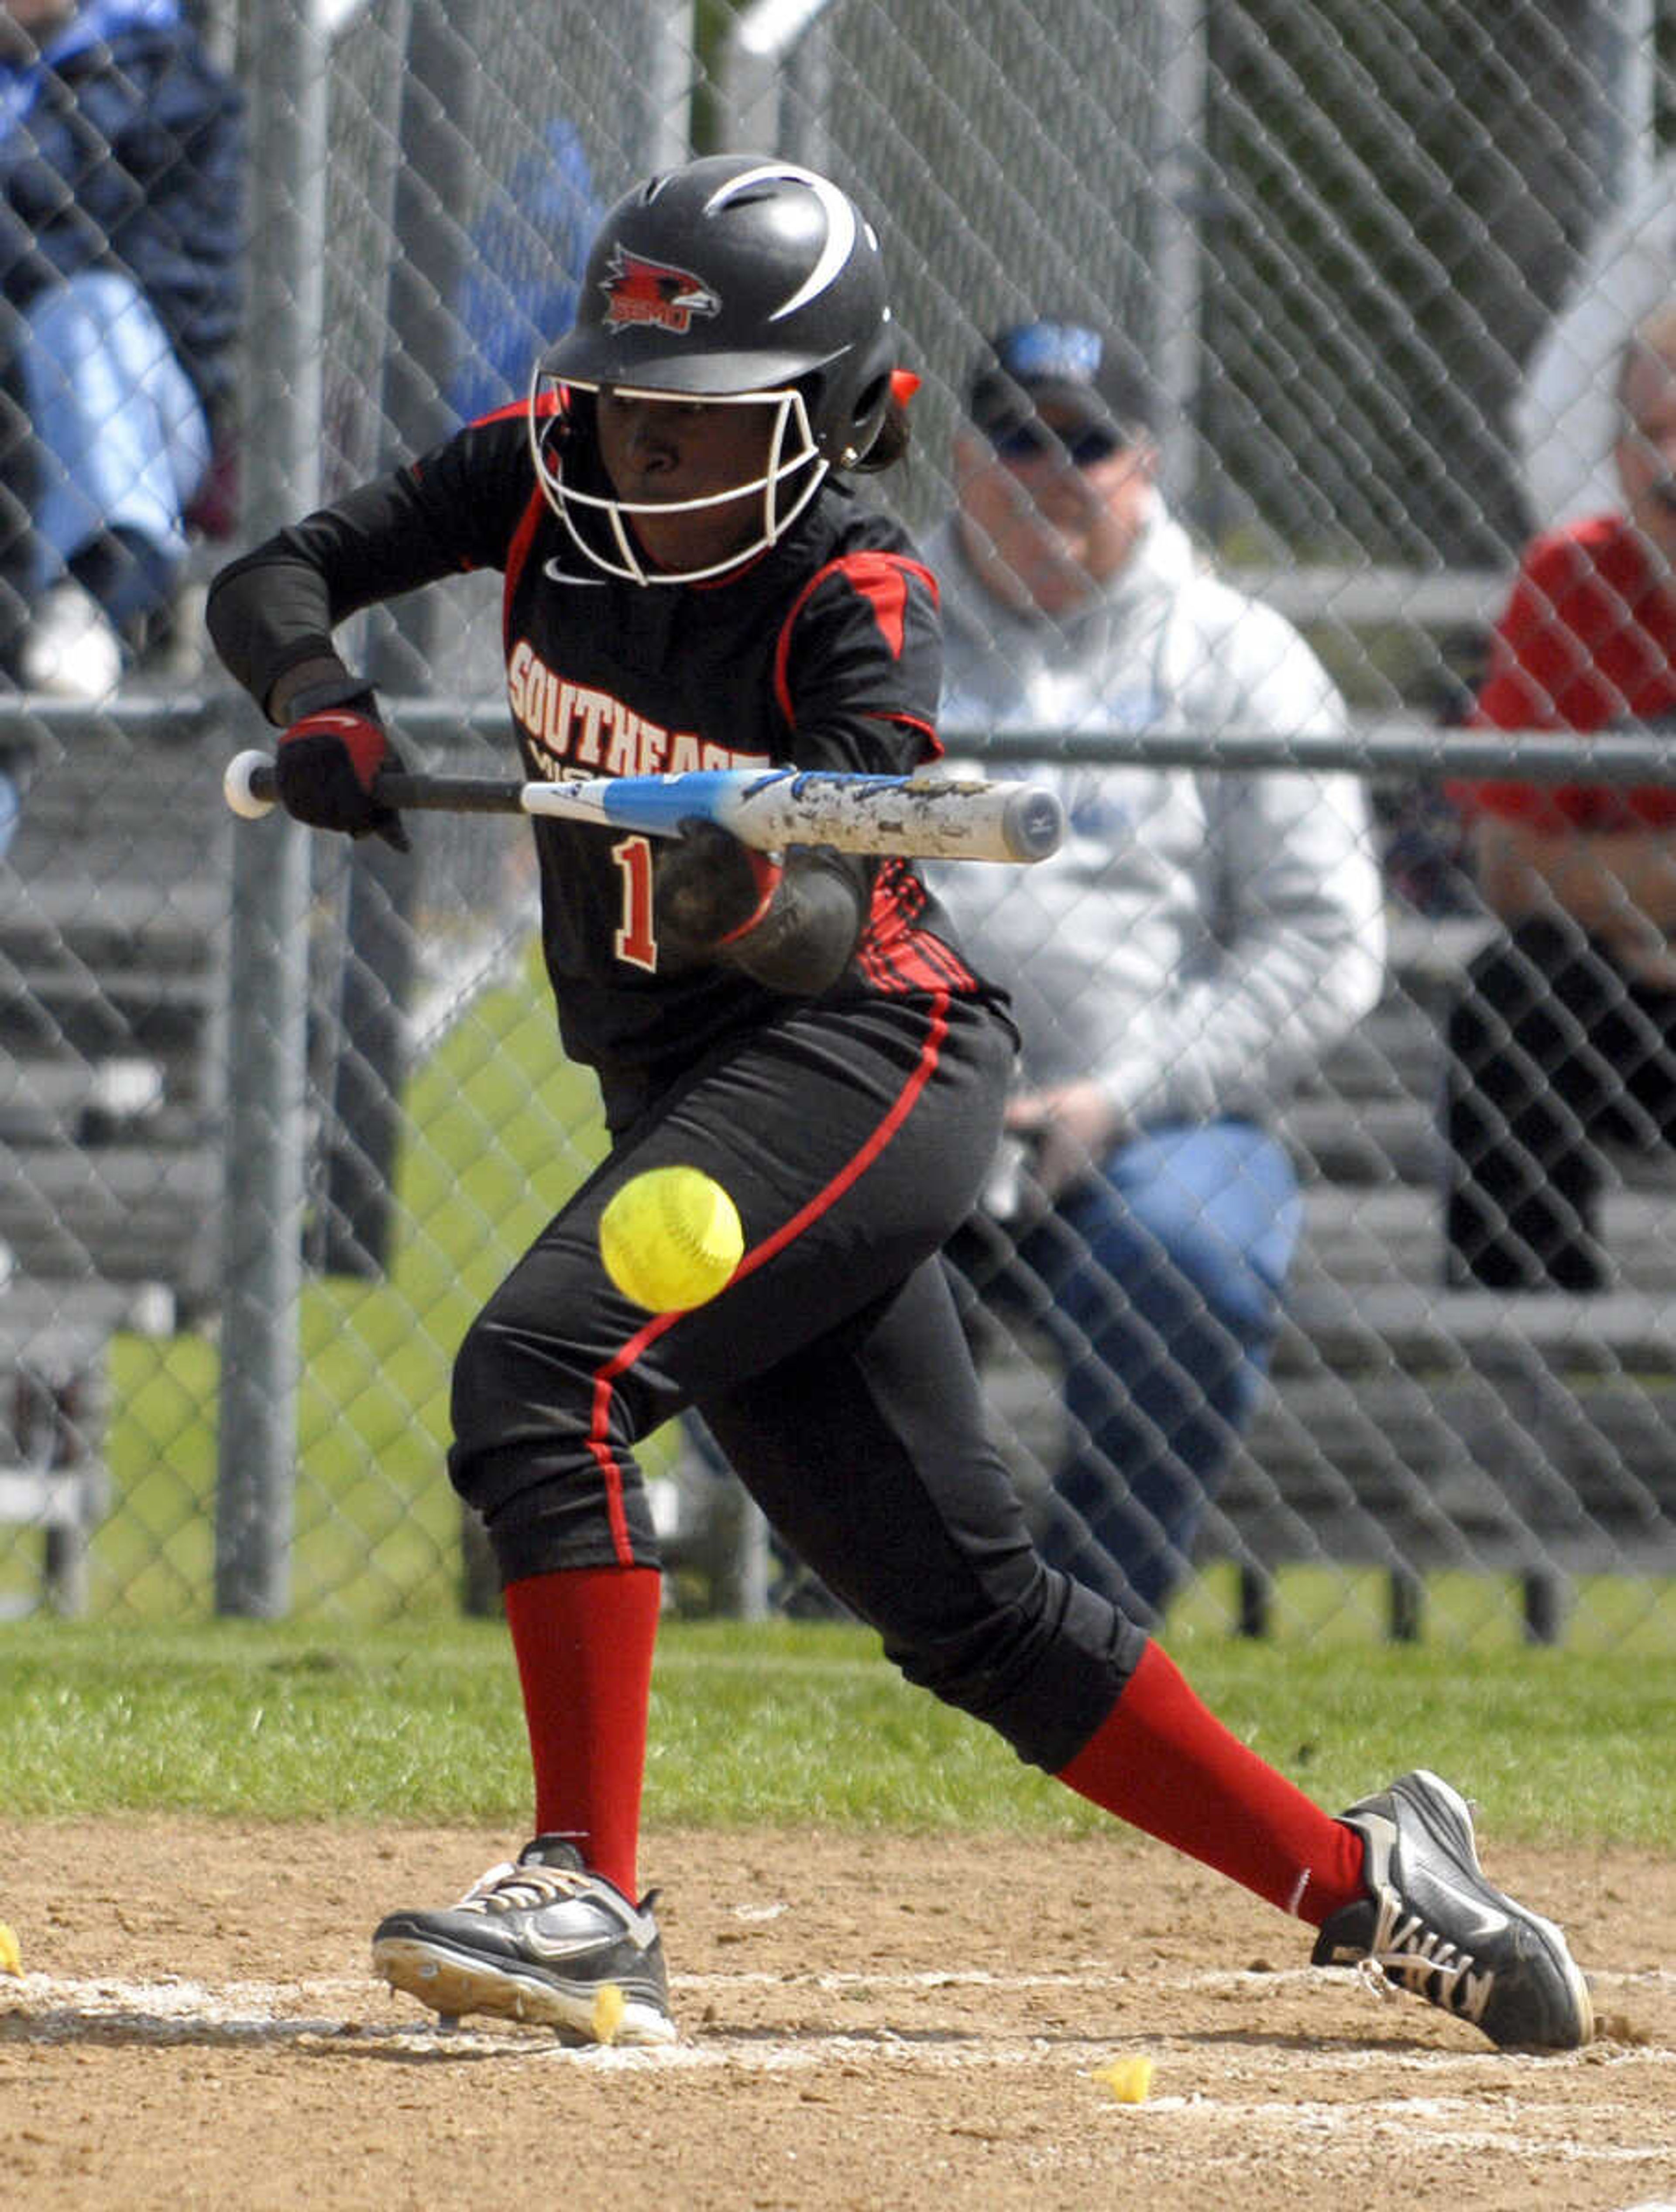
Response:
[1367,1894,1493,2022]
[455,1861,600,1917]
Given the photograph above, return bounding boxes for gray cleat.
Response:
[372,1834,676,2046]
[1312,1769,1592,2051]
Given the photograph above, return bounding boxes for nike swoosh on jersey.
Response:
[543,559,609,586]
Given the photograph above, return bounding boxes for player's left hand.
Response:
[276,693,410,852]
[653,819,782,962]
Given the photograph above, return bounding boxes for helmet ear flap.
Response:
[842,370,892,466]
[801,315,897,470]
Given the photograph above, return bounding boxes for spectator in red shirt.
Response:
[1446,302,1676,1288]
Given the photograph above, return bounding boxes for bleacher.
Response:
[973,906,1676,1645]
[0,715,230,1613]
[1243,910,1676,1638]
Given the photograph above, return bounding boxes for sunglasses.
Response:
[990,421,1126,468]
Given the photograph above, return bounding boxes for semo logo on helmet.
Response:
[599,250,721,336]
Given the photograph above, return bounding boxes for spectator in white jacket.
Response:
[932,321,1386,1624]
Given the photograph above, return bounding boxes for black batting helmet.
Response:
[529,154,898,582]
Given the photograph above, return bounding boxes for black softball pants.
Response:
[449,988,1146,1774]
[1444,913,1676,1289]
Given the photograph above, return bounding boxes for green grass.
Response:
[1,1616,1668,1845]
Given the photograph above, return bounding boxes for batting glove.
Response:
[275,681,409,852]
[655,819,864,995]
[653,819,782,963]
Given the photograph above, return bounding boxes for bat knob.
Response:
[1001,785,1065,862]
[223,749,277,819]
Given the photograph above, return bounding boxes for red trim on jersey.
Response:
[879,708,942,758]
[856,861,979,994]
[582,988,957,1558]
[437,390,559,453]
[503,485,549,645]
[772,565,830,721]
[847,550,911,655]
[771,552,941,724]
[499,388,568,632]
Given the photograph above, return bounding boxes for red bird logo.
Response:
[600,249,722,334]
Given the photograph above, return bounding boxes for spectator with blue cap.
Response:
[931,318,1387,1625]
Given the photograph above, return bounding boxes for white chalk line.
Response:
[4,1968,1673,2170]
[3,1959,1670,2015]
[1,1961,1669,2055]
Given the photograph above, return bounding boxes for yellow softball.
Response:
[599,1165,745,1312]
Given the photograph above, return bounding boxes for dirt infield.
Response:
[1,1818,1671,2210]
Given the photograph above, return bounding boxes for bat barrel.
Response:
[720,770,1065,863]
[999,785,1065,862]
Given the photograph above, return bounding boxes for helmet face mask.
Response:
[529,379,827,586]
[528,155,897,584]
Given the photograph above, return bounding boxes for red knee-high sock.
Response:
[1058,1641,1367,1924]
[502,1565,662,1902]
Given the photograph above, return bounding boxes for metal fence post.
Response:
[717,0,839,153]
[318,0,479,1279]
[213,0,329,1616]
[1154,0,1207,510]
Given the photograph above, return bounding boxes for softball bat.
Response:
[222,754,1065,864]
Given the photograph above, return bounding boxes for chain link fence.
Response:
[1,0,1673,1646]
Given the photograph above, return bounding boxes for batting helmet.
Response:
[529,154,898,583]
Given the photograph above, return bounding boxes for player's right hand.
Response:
[275,694,409,851]
[653,818,782,959]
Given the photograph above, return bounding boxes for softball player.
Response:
[206,155,1589,2054]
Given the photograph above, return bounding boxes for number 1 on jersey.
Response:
[612,833,658,971]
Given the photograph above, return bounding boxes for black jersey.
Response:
[209,407,1003,1091]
